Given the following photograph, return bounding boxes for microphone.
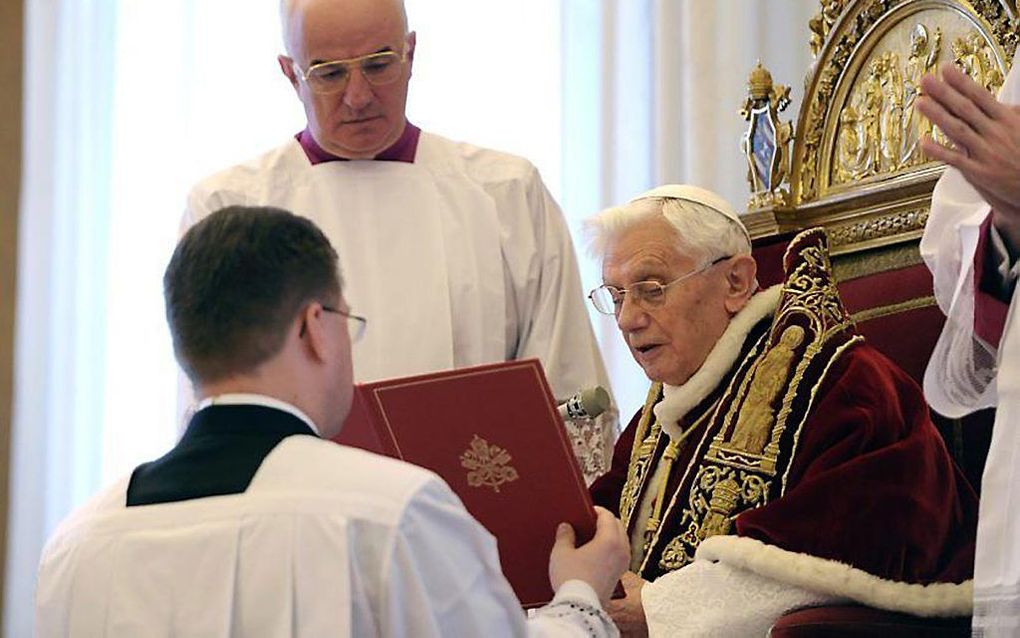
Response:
[557,386,611,420]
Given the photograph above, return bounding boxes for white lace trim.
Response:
[564,410,618,485]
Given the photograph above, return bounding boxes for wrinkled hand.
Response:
[918,62,1020,251]
[549,506,630,604]
[605,571,648,637]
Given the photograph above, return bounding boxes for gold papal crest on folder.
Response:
[461,435,519,493]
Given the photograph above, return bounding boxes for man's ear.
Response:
[722,255,758,315]
[278,54,300,92]
[406,31,417,63]
[300,303,330,363]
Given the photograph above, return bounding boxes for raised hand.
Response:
[918,62,1020,253]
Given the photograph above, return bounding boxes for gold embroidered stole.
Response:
[617,228,864,579]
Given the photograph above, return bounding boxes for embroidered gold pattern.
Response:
[728,326,805,456]
[460,435,519,493]
[648,229,855,573]
[639,334,769,575]
[619,383,663,529]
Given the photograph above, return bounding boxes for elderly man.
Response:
[918,61,1020,636]
[182,0,614,480]
[35,206,629,637]
[585,185,979,636]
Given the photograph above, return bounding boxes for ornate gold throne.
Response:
[739,1,1015,633]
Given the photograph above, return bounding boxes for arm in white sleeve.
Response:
[505,171,619,481]
[641,559,842,638]
[509,173,609,401]
[386,478,618,637]
[986,223,1020,300]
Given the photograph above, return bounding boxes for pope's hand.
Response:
[605,571,648,637]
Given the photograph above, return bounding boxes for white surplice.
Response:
[35,432,617,637]
[921,61,1020,636]
[183,132,616,479]
[185,132,607,397]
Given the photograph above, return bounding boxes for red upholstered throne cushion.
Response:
[769,605,970,637]
[836,264,943,384]
[751,238,992,489]
[750,238,986,636]
[752,235,945,385]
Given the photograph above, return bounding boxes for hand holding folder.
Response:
[334,359,622,606]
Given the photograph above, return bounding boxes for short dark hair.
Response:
[164,206,342,384]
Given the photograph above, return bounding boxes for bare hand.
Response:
[605,571,648,637]
[549,506,629,604]
[918,62,1020,251]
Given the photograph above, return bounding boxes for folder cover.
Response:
[332,359,597,607]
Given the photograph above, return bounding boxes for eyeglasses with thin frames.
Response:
[292,48,408,95]
[588,255,732,316]
[299,304,368,342]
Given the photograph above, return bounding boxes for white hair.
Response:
[279,0,409,56]
[585,196,752,265]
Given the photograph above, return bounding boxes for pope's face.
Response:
[281,0,414,159]
[601,217,733,387]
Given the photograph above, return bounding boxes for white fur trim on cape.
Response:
[653,285,782,441]
[696,535,973,617]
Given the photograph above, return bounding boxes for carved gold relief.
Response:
[810,0,849,57]
[460,434,519,493]
[952,29,1005,93]
[794,0,1016,204]
[801,62,841,201]
[833,25,943,183]
[828,208,929,248]
[971,0,1019,60]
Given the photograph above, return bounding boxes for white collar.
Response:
[652,285,782,441]
[194,393,321,436]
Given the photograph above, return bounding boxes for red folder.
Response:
[332,359,598,607]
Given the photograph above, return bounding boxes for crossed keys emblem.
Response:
[460,435,519,493]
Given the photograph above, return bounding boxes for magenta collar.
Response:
[296,122,421,165]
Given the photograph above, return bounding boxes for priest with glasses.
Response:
[182,0,615,479]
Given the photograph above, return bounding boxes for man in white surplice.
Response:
[918,61,1020,636]
[35,206,630,637]
[182,0,615,480]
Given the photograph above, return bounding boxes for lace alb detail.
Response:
[924,265,999,418]
[564,410,618,485]
[642,559,841,637]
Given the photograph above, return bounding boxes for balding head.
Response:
[280,0,408,57]
[277,0,416,159]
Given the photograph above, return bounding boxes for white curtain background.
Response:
[562,0,816,419]
[8,1,815,633]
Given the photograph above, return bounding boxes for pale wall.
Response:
[0,0,23,623]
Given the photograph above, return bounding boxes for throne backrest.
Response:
[741,0,1016,492]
